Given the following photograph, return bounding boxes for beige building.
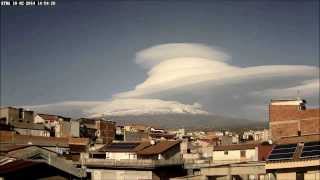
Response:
[212,143,273,163]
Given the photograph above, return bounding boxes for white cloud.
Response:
[25,43,319,120]
[25,98,209,118]
[135,43,230,68]
[252,79,320,98]
[115,43,319,99]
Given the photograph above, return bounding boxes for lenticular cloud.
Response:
[115,43,319,99]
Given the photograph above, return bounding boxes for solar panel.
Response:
[303,145,320,152]
[301,150,320,158]
[299,141,320,159]
[271,148,296,154]
[267,143,297,161]
[273,144,297,149]
[304,141,320,147]
[267,153,294,160]
[108,143,140,149]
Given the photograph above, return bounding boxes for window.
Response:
[224,150,228,155]
[298,131,301,136]
[106,152,110,159]
[18,108,23,119]
[240,150,246,158]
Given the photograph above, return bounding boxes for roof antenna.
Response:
[297,90,301,100]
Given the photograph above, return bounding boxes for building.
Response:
[11,121,50,137]
[35,113,72,138]
[0,107,34,124]
[114,125,124,141]
[266,136,320,180]
[0,130,89,155]
[93,142,151,160]
[124,130,149,141]
[124,124,148,132]
[212,142,273,162]
[79,118,115,144]
[0,145,86,179]
[70,120,80,137]
[269,98,320,141]
[149,132,176,140]
[96,119,116,144]
[265,97,320,180]
[137,140,181,160]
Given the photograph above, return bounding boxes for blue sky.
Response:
[1,0,319,120]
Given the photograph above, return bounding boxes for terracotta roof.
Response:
[0,144,31,153]
[14,135,69,147]
[38,114,71,121]
[0,131,69,147]
[0,159,43,174]
[137,140,180,155]
[98,142,151,152]
[38,114,59,121]
[213,143,258,151]
[68,137,89,145]
[149,133,176,139]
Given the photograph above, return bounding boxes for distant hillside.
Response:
[103,113,267,130]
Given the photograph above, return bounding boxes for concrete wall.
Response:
[15,128,50,137]
[34,115,45,124]
[91,169,155,180]
[70,121,80,137]
[106,152,138,160]
[212,149,257,162]
[55,120,71,137]
[162,143,181,160]
[305,171,320,180]
[276,172,296,180]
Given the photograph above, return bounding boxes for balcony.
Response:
[79,158,184,169]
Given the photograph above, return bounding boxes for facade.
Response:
[36,114,72,137]
[70,120,80,137]
[0,107,34,124]
[11,121,50,137]
[94,142,150,160]
[212,143,273,162]
[269,98,320,141]
[96,120,115,144]
[124,130,149,142]
[79,118,115,144]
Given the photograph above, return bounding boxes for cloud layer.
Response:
[26,43,319,120]
[25,98,208,118]
[115,43,319,99]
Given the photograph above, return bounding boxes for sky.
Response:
[1,0,319,121]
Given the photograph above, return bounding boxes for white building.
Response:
[93,142,151,160]
[212,143,273,162]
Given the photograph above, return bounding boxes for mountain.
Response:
[103,113,267,130]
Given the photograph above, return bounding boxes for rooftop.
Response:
[11,121,47,130]
[98,142,151,152]
[137,140,180,155]
[267,141,320,163]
